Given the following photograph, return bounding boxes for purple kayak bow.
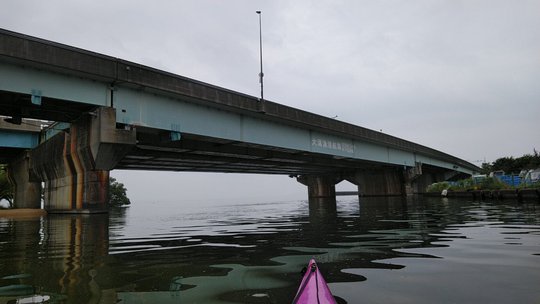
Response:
[292,259,337,304]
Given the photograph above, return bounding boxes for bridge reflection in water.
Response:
[1,197,539,303]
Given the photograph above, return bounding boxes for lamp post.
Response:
[256,11,264,102]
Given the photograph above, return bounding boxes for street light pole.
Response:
[256,11,264,102]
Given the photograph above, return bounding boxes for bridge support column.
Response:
[403,162,423,195]
[348,168,405,197]
[30,107,136,213]
[410,173,436,194]
[297,175,342,209]
[7,151,41,209]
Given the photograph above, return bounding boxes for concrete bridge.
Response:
[0,28,480,212]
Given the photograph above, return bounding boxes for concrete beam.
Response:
[89,107,137,170]
[0,118,42,132]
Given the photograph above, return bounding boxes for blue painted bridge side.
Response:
[0,129,39,149]
[0,119,41,163]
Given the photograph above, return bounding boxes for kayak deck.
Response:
[292,259,337,304]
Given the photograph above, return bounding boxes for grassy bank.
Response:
[427,177,540,193]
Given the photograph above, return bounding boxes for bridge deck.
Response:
[0,28,480,175]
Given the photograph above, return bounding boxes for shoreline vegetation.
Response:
[426,177,540,201]
[428,151,540,193]
[424,187,540,202]
[427,177,540,193]
[426,152,540,202]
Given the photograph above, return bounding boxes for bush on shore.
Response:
[0,165,14,208]
[109,177,131,206]
[427,177,510,192]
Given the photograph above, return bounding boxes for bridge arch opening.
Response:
[336,180,357,192]
[110,170,308,206]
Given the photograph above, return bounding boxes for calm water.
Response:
[0,196,539,303]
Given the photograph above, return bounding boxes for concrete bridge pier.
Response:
[403,162,423,195]
[297,175,343,209]
[30,107,136,213]
[347,168,406,197]
[409,173,438,194]
[408,170,459,194]
[7,151,41,209]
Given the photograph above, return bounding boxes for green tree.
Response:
[109,177,131,206]
[0,165,14,208]
[489,151,540,174]
[491,156,518,173]
[480,162,493,174]
[518,152,540,169]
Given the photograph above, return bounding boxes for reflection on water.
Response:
[0,197,539,303]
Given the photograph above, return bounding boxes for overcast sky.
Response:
[2,1,539,203]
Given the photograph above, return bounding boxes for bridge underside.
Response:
[119,127,462,206]
[0,90,96,123]
[120,130,380,176]
[120,126,463,175]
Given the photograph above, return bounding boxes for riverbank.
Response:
[0,208,47,218]
[424,188,540,202]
